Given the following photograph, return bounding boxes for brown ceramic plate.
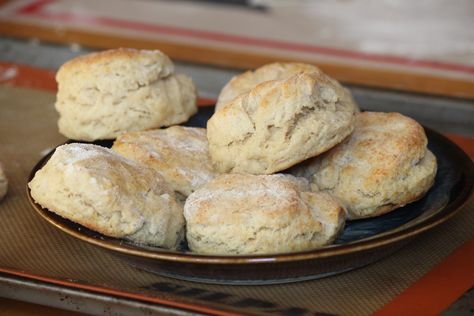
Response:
[27,108,473,285]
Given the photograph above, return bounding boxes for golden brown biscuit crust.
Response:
[55,48,197,141]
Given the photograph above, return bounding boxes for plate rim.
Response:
[27,127,474,265]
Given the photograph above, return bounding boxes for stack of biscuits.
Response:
[28,48,437,255]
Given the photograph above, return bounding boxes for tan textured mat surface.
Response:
[0,85,473,316]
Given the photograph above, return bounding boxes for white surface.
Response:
[0,0,473,80]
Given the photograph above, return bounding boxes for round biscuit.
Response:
[184,173,345,255]
[28,143,185,248]
[112,126,218,199]
[55,48,197,141]
[292,111,438,219]
[208,71,359,174]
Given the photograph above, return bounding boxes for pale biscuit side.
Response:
[184,174,345,255]
[55,48,197,141]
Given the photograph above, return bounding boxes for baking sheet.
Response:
[0,85,473,315]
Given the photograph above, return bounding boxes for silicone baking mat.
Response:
[0,63,473,315]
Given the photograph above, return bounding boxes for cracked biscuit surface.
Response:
[292,112,437,219]
[28,143,185,248]
[215,62,323,110]
[184,173,345,255]
[55,48,197,141]
[112,126,218,198]
[207,71,359,174]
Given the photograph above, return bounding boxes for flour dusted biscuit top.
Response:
[215,62,323,110]
[293,112,437,219]
[112,126,218,198]
[208,71,359,174]
[28,143,185,248]
[184,174,345,255]
[0,162,7,200]
[55,48,197,141]
[56,48,174,88]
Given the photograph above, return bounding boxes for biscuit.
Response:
[184,173,345,255]
[28,143,185,248]
[0,162,7,200]
[215,62,322,110]
[292,112,437,219]
[112,126,218,199]
[207,72,359,174]
[55,48,197,141]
